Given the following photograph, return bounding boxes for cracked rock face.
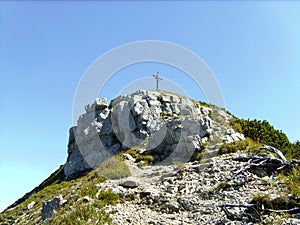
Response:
[64,90,245,179]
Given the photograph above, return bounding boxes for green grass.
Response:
[172,161,185,168]
[123,193,136,201]
[48,203,111,225]
[157,90,185,99]
[2,165,65,212]
[0,179,75,224]
[0,165,111,224]
[195,151,206,161]
[48,189,119,225]
[121,146,140,158]
[79,180,99,198]
[97,189,119,203]
[95,157,131,180]
[122,146,154,166]
[278,166,300,198]
[160,111,183,121]
[211,181,230,194]
[0,165,71,224]
[208,110,223,124]
[190,99,200,108]
[45,175,118,225]
[250,193,297,210]
[136,154,154,164]
[160,111,171,118]
[218,138,260,155]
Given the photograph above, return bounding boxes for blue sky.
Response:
[1,1,299,211]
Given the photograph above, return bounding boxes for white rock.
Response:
[24,201,36,210]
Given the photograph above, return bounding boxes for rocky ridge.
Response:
[65,90,245,179]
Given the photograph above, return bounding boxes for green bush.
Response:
[230,117,299,159]
[198,101,210,107]
[230,118,290,149]
[286,167,300,198]
[283,141,300,160]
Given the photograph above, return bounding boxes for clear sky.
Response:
[0,1,299,211]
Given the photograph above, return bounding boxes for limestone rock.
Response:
[85,98,108,112]
[42,195,66,221]
[120,179,140,188]
[64,90,245,179]
[24,201,35,210]
[82,196,91,203]
[100,152,299,225]
[123,153,134,161]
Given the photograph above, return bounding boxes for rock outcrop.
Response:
[64,90,245,179]
[41,195,66,221]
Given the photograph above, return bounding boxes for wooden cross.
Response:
[153,72,163,90]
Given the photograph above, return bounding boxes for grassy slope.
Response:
[0,158,130,224]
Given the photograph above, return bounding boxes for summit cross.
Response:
[152,72,163,90]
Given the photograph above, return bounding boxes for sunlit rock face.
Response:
[64,90,244,179]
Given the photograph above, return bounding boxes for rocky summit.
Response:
[1,90,299,225]
[65,90,244,179]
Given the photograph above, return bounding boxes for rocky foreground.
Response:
[2,150,299,225]
[97,152,300,225]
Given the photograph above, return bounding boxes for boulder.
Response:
[120,179,140,188]
[42,195,66,221]
[24,201,35,210]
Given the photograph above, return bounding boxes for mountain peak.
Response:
[64,89,244,180]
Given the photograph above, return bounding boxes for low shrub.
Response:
[229,117,300,159]
[229,118,290,150]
